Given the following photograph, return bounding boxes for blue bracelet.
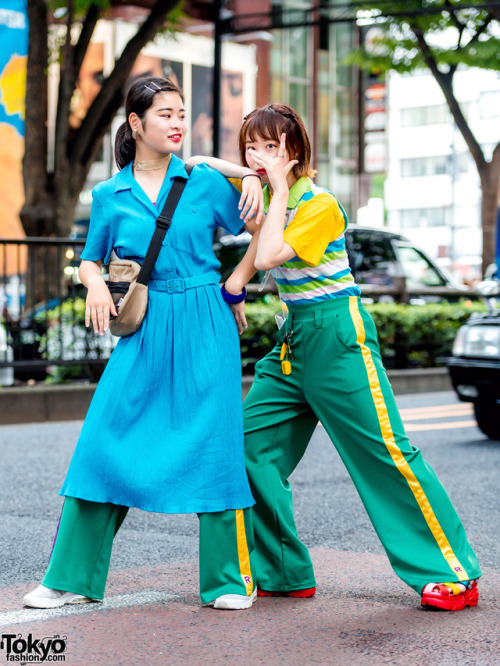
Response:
[221,283,247,304]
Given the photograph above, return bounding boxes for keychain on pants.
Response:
[280,330,294,375]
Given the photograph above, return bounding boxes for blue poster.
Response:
[0,1,28,137]
[0,0,28,260]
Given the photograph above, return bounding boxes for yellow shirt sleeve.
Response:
[283,192,346,267]
[227,177,243,193]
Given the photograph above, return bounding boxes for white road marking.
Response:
[399,403,472,418]
[0,590,179,627]
[404,419,478,432]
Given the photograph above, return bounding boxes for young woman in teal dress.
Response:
[23,78,264,611]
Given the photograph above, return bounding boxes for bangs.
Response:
[243,108,293,144]
[238,103,313,179]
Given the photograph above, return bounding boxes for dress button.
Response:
[166,266,172,271]
[192,207,197,213]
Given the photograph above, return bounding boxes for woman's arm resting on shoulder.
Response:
[79,260,117,336]
[186,155,255,179]
[186,156,264,225]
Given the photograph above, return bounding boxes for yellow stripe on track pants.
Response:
[42,497,255,604]
[243,296,481,594]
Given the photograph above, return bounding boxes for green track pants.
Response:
[42,497,255,604]
[243,296,481,595]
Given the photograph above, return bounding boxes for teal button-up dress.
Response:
[60,156,255,513]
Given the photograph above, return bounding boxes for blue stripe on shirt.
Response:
[274,267,352,287]
[281,284,362,304]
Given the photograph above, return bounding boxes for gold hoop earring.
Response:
[132,129,138,140]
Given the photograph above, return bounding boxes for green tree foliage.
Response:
[347,1,500,273]
[23,0,184,238]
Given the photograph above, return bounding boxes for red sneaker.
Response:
[421,580,478,611]
[257,587,316,598]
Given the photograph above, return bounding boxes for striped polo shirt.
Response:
[263,177,361,305]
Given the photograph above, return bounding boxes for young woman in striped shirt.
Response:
[221,103,480,611]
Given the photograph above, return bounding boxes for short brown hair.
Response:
[238,103,315,179]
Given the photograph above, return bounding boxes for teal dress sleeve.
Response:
[80,188,114,264]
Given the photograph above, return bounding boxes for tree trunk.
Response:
[479,156,500,275]
[22,0,182,241]
[22,0,55,236]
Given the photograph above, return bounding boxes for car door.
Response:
[346,228,399,286]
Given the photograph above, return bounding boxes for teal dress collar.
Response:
[114,154,190,214]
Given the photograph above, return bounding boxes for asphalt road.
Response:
[0,390,499,664]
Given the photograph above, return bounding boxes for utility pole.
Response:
[212,0,223,158]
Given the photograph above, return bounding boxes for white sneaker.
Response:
[23,584,95,609]
[213,588,257,610]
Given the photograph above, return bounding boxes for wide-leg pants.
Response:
[42,497,255,604]
[243,296,481,595]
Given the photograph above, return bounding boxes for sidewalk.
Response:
[1,547,496,665]
[0,369,452,425]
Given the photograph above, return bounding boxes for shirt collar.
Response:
[262,177,313,213]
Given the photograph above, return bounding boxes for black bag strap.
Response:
[136,164,192,286]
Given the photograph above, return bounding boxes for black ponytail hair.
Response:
[114,76,185,170]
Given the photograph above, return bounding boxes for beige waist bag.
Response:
[108,256,147,337]
[107,168,191,337]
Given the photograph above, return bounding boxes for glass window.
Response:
[331,165,353,219]
[401,103,469,127]
[401,105,449,127]
[479,90,500,119]
[289,24,308,79]
[400,155,448,177]
[399,208,449,229]
[347,230,399,286]
[318,89,330,156]
[334,89,354,160]
[289,82,309,122]
[396,245,446,287]
[334,23,354,87]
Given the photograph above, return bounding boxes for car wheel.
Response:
[473,399,500,440]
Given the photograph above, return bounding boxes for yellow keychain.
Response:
[281,339,292,375]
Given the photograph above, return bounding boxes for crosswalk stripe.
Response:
[0,590,179,628]
[402,408,474,421]
[405,420,477,432]
[399,404,472,417]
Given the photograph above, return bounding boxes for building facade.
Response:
[384,67,500,281]
[71,1,361,226]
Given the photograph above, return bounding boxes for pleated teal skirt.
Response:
[60,276,255,514]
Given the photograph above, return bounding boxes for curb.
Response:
[0,369,451,426]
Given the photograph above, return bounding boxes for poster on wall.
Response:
[70,42,105,130]
[75,27,256,221]
[113,26,256,165]
[0,1,28,286]
[191,66,244,163]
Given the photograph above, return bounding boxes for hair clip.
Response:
[144,85,158,93]
[270,105,296,120]
[150,81,162,90]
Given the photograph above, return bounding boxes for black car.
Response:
[214,225,465,300]
[444,278,500,439]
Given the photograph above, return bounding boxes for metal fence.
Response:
[0,237,486,383]
[0,238,115,383]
